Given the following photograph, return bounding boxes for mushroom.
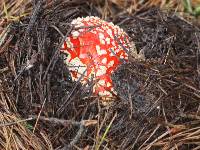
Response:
[61,16,131,98]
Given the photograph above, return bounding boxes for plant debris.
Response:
[1,0,200,149]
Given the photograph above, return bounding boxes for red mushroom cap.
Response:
[61,16,131,97]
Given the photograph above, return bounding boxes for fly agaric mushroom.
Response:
[61,16,131,98]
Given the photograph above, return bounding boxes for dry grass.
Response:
[0,113,52,150]
[0,75,52,149]
[0,0,32,21]
[0,1,51,147]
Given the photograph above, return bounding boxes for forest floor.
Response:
[1,0,200,149]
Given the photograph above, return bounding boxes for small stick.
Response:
[29,115,97,127]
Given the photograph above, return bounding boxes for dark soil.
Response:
[1,0,200,149]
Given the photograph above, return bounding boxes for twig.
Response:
[56,62,92,115]
[30,115,97,150]
[32,98,47,133]
[0,117,33,127]
[0,31,13,54]
[180,113,200,120]
[43,25,73,81]
[29,115,97,127]
[61,123,85,150]
[139,124,161,149]
[25,0,43,37]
